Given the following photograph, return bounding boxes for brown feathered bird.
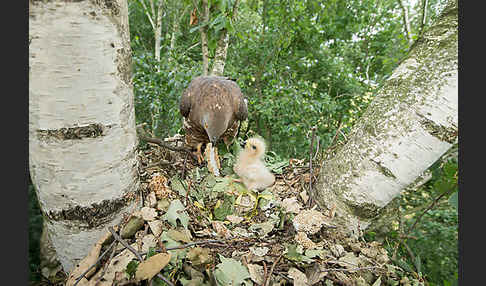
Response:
[233,137,275,191]
[180,76,248,173]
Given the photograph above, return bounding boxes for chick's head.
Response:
[244,137,266,159]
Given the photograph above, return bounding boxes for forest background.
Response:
[28,0,458,285]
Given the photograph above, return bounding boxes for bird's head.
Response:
[245,137,266,158]
[201,112,230,144]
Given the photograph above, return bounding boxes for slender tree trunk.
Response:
[210,0,240,76]
[138,0,163,70]
[315,0,457,236]
[199,0,210,75]
[29,0,139,272]
[154,0,163,71]
[398,0,413,45]
[419,0,429,36]
[170,4,188,52]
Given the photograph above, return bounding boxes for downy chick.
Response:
[233,137,275,190]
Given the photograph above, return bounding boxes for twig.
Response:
[261,261,268,286]
[330,121,344,148]
[141,136,192,153]
[108,227,176,286]
[95,240,119,282]
[140,239,225,256]
[156,273,175,286]
[319,265,383,274]
[73,240,117,286]
[307,126,317,207]
[264,254,283,286]
[406,183,457,235]
[108,227,143,262]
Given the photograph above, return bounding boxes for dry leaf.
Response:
[288,267,308,286]
[145,191,157,208]
[135,252,171,281]
[212,221,232,238]
[293,209,333,235]
[190,8,198,25]
[167,229,192,243]
[247,264,264,285]
[66,230,112,286]
[295,232,317,249]
[226,215,244,224]
[299,190,309,204]
[88,243,138,286]
[141,207,158,221]
[282,197,301,214]
[148,220,164,237]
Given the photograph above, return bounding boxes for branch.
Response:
[108,227,143,262]
[406,183,457,235]
[307,126,317,207]
[73,240,117,286]
[138,0,156,30]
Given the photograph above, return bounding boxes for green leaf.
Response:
[125,260,139,278]
[163,199,190,229]
[213,195,235,221]
[448,191,458,210]
[147,247,157,259]
[213,255,250,286]
[170,177,186,196]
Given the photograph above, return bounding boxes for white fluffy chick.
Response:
[233,137,275,190]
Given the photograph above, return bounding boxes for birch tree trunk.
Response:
[398,0,413,45]
[210,0,240,76]
[29,0,139,272]
[138,0,164,71]
[154,0,163,70]
[315,0,457,236]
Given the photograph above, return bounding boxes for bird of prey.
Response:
[233,137,275,191]
[179,76,248,174]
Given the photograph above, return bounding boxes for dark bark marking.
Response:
[36,123,112,141]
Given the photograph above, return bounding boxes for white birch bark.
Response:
[210,0,240,76]
[29,0,139,272]
[315,0,457,236]
[398,0,413,45]
[210,30,229,76]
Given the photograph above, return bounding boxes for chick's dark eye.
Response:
[252,145,256,150]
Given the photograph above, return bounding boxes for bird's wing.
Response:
[179,87,193,118]
[235,95,248,121]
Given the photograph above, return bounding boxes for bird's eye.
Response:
[251,145,256,150]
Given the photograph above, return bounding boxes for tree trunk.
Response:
[210,29,229,76]
[210,0,240,76]
[199,0,210,75]
[419,0,429,36]
[29,0,139,272]
[398,0,413,45]
[154,0,163,71]
[314,0,457,236]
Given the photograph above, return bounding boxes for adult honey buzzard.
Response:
[179,76,248,171]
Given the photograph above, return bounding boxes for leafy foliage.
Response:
[375,148,458,286]
[29,184,43,282]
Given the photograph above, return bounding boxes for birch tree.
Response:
[137,0,164,71]
[29,0,140,272]
[191,0,241,76]
[314,0,457,236]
